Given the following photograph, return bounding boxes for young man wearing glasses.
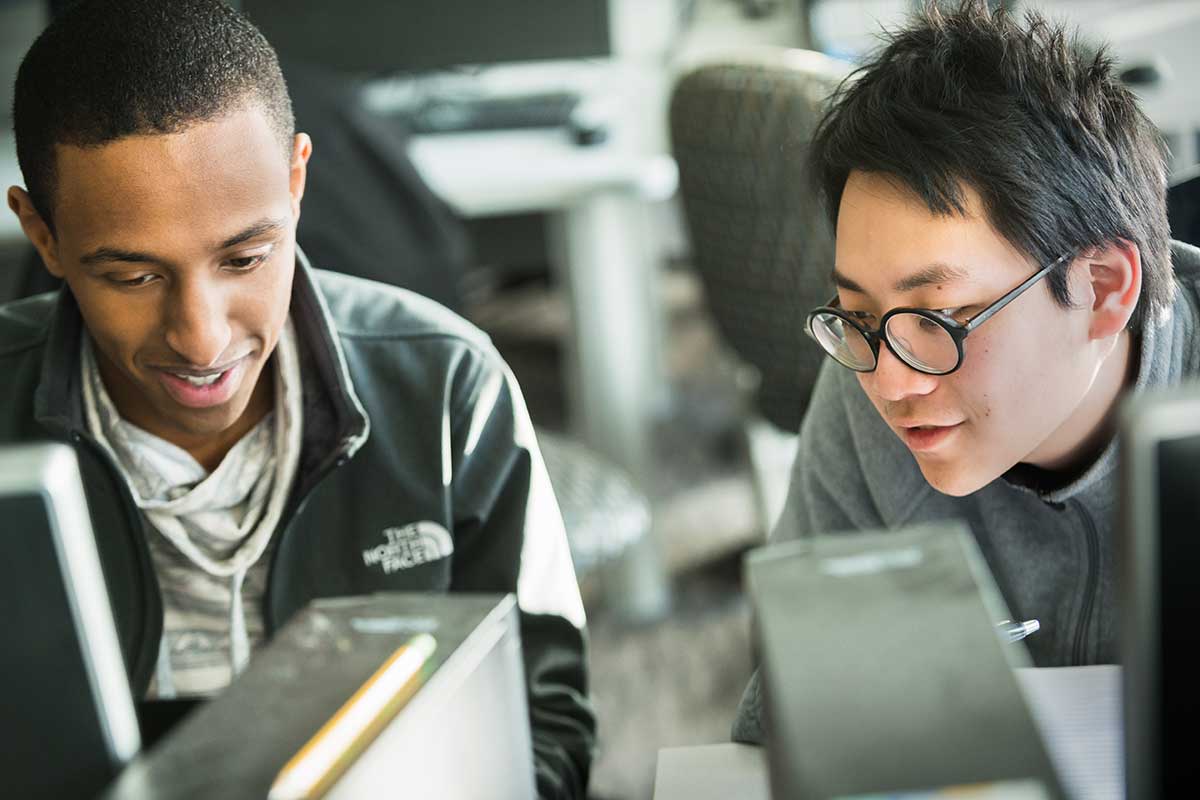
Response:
[732,2,1200,742]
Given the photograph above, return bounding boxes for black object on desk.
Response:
[748,522,1066,800]
[404,91,581,134]
[102,592,534,800]
[1120,384,1200,800]
[0,444,141,800]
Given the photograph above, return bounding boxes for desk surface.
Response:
[654,743,769,800]
[407,127,677,218]
[654,666,1123,800]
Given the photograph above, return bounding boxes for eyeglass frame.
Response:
[805,253,1074,376]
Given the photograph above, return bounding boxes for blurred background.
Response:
[2,1,1199,797]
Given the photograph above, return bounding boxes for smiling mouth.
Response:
[153,356,250,409]
[168,370,226,386]
[897,421,964,452]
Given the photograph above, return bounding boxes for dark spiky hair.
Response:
[811,0,1172,333]
[13,0,294,231]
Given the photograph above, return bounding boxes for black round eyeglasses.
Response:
[805,254,1073,376]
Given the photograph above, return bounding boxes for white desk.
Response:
[654,743,770,800]
[408,125,678,621]
[654,666,1124,800]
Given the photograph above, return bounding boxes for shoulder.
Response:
[0,292,55,360]
[311,269,511,410]
[314,269,493,351]
[1170,240,1200,314]
[1170,239,1200,282]
[312,269,507,385]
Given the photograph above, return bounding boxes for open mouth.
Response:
[899,422,963,452]
[170,371,225,387]
[156,359,245,409]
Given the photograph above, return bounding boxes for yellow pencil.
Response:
[268,633,437,800]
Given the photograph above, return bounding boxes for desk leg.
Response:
[550,190,671,623]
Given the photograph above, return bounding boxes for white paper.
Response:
[1015,665,1124,800]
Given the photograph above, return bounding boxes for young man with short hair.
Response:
[4,1,593,795]
[733,1,1200,741]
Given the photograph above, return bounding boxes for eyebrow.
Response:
[79,217,289,267]
[217,217,288,250]
[831,262,971,295]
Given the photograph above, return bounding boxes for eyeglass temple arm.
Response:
[964,255,1072,332]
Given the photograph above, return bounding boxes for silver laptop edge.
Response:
[1120,385,1200,800]
[0,443,141,764]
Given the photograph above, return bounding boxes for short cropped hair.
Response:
[13,0,294,231]
[811,0,1173,332]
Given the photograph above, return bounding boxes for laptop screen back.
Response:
[0,444,139,799]
[1121,386,1200,799]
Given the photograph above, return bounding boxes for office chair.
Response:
[669,48,852,532]
[537,429,651,584]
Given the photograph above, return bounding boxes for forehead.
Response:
[51,105,290,251]
[834,171,1031,293]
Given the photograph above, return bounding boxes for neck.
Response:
[1028,330,1136,476]
[184,375,274,471]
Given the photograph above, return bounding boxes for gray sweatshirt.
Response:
[732,240,1200,743]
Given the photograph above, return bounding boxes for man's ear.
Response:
[6,186,64,278]
[1080,239,1141,341]
[288,133,312,222]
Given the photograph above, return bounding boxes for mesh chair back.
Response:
[670,50,851,432]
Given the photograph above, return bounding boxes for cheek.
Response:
[952,335,1022,424]
[955,323,1067,431]
[237,256,295,336]
[70,283,158,361]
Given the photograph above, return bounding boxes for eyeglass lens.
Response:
[883,313,959,373]
[810,313,875,370]
[811,311,959,374]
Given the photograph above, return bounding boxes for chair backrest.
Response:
[670,49,851,432]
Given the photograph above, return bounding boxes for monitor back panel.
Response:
[1,490,127,798]
[749,522,1065,800]
[1121,386,1200,799]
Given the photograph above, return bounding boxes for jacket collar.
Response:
[33,246,370,469]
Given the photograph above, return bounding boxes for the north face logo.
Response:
[362,522,454,575]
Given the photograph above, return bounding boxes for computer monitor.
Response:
[103,593,532,799]
[239,0,611,74]
[0,443,140,799]
[1120,382,1200,800]
[748,522,1065,799]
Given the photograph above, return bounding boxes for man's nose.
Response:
[865,342,939,403]
[163,279,232,367]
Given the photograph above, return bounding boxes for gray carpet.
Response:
[586,558,755,800]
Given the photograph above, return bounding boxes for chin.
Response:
[161,398,248,435]
[916,460,994,497]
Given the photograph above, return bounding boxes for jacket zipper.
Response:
[69,430,165,694]
[261,449,353,635]
[1071,499,1100,665]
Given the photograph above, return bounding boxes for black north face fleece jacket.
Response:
[0,250,595,799]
